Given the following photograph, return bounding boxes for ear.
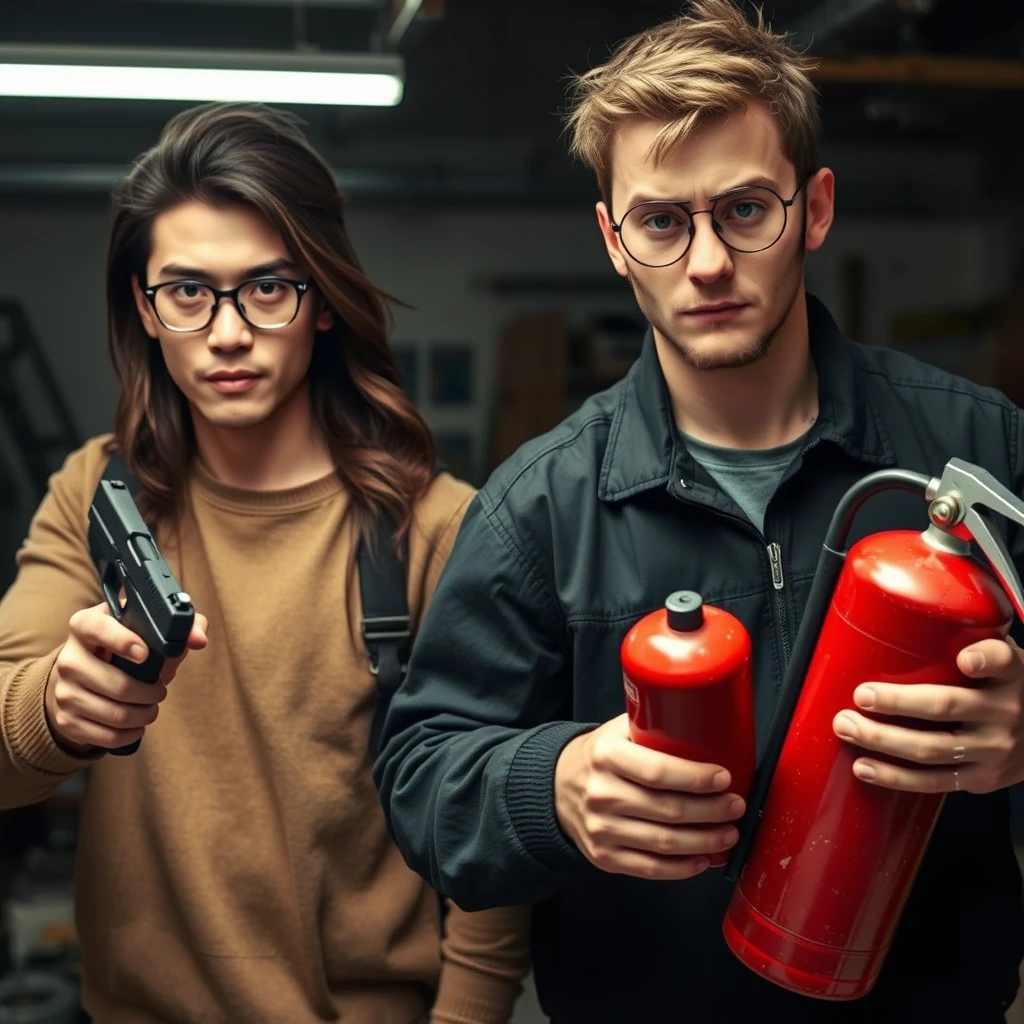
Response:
[315,299,335,333]
[596,201,630,279]
[804,167,835,254]
[131,275,160,339]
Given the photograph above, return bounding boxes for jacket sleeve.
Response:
[0,443,108,808]
[375,494,595,912]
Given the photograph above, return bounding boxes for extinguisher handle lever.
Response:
[929,458,1024,622]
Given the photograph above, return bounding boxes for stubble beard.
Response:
[627,222,808,372]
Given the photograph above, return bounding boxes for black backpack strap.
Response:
[361,462,444,757]
[360,512,412,759]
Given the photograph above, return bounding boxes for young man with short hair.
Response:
[375,2,1024,1020]
[0,102,529,1024]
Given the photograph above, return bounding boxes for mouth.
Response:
[682,302,749,323]
[205,370,263,394]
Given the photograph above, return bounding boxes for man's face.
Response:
[132,200,333,432]
[596,102,833,371]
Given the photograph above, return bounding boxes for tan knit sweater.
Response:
[0,436,530,1024]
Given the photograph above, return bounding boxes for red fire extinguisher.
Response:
[622,590,756,867]
[722,458,1024,1000]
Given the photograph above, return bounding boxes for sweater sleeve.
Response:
[0,439,110,807]
[411,477,533,1023]
[430,901,531,1024]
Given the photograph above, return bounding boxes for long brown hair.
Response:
[105,102,436,552]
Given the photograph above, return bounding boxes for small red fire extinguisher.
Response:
[622,590,756,867]
[723,458,1024,1000]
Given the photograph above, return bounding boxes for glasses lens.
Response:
[154,282,215,331]
[238,279,299,329]
[620,204,692,267]
[713,187,786,252]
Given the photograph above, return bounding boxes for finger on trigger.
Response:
[79,610,148,665]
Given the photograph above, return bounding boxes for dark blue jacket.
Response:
[375,295,1024,1023]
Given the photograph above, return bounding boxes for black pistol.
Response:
[87,479,195,756]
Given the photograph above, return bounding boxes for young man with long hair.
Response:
[0,103,529,1023]
[375,1,1024,1021]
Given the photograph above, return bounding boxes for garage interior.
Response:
[1,0,1024,1020]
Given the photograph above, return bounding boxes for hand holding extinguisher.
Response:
[554,591,754,880]
[621,591,757,867]
[722,458,1024,1001]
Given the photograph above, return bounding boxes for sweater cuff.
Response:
[3,651,105,774]
[505,721,597,873]
[430,958,524,1024]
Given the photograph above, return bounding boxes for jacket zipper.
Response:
[762,436,819,668]
[767,541,791,663]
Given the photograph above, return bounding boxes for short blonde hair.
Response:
[565,0,821,204]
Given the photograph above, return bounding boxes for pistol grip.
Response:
[108,648,165,757]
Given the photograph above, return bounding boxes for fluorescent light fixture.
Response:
[0,44,403,107]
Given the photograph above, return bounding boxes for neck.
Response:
[191,384,336,491]
[658,287,818,450]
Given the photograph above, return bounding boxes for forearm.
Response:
[430,902,532,1024]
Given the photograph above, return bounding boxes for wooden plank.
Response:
[810,54,1024,88]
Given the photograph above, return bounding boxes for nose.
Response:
[685,213,734,285]
[206,298,254,352]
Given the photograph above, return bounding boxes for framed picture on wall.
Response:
[392,342,419,401]
[428,343,473,406]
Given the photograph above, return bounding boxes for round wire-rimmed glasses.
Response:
[142,276,312,333]
[611,177,810,268]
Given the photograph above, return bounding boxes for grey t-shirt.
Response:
[681,431,808,534]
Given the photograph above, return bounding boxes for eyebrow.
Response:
[623,175,784,211]
[155,257,301,281]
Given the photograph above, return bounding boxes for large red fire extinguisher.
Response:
[622,590,756,867]
[722,458,1024,1000]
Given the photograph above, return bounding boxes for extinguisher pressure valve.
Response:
[923,458,1024,622]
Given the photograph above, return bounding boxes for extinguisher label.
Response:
[623,677,639,704]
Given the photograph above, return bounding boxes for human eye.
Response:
[169,281,209,304]
[721,195,769,223]
[244,278,289,304]
[639,207,685,234]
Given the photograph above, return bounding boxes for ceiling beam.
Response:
[810,53,1024,88]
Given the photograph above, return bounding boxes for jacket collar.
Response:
[598,293,896,503]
